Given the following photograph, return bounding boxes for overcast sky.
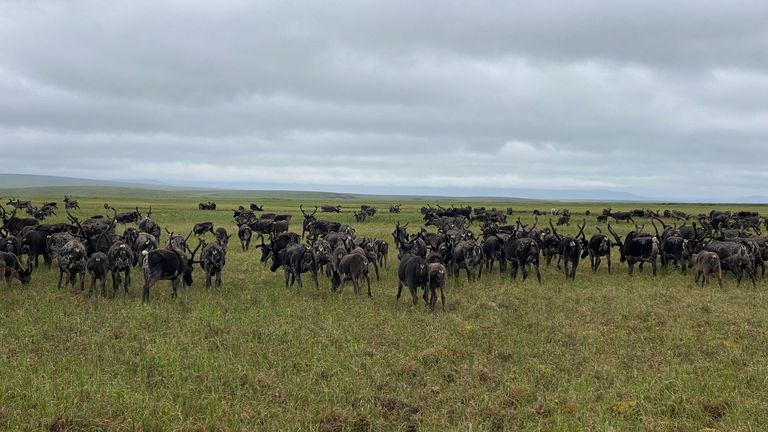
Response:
[0,0,767,200]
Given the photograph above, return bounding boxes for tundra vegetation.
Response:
[0,189,767,431]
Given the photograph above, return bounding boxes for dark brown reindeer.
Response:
[140,239,203,302]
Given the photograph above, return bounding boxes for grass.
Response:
[1,191,768,431]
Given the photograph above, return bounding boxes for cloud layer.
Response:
[1,0,767,200]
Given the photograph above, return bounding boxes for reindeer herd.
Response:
[1,197,767,310]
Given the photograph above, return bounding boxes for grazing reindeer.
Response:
[107,241,134,296]
[200,239,227,288]
[63,195,80,210]
[451,239,483,282]
[608,223,660,276]
[0,252,33,285]
[693,251,722,288]
[361,205,376,217]
[336,253,372,297]
[0,205,38,236]
[192,222,214,237]
[389,204,402,213]
[87,252,110,297]
[47,232,75,262]
[114,207,142,224]
[704,241,756,286]
[277,242,319,290]
[605,208,634,224]
[0,235,22,257]
[502,236,542,282]
[21,230,51,268]
[238,224,252,251]
[140,240,202,302]
[580,227,613,273]
[354,210,367,223]
[321,205,342,213]
[58,239,87,290]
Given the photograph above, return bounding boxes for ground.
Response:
[1,189,767,431]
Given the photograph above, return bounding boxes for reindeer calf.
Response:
[693,251,722,288]
[87,252,110,296]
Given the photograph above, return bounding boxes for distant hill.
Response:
[5,173,764,203]
[0,174,185,190]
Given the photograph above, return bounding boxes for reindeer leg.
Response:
[409,283,418,305]
[440,286,446,311]
[534,261,541,283]
[126,268,131,294]
[353,277,360,295]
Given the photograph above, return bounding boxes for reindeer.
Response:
[335,252,372,297]
[501,232,541,282]
[608,223,660,276]
[606,209,635,224]
[66,208,118,256]
[692,251,722,288]
[63,195,80,210]
[200,239,227,288]
[396,241,428,305]
[114,207,142,224]
[140,239,202,302]
[0,252,33,285]
[138,207,161,241]
[0,204,38,236]
[321,205,342,213]
[47,231,75,263]
[425,263,447,311]
[354,210,367,223]
[238,224,252,251]
[87,252,110,297]
[299,205,318,239]
[57,239,87,290]
[549,219,586,280]
[580,226,613,273]
[192,222,214,237]
[107,240,134,296]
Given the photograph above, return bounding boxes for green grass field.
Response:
[1,189,768,431]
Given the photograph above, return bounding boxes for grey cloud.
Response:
[0,0,766,201]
